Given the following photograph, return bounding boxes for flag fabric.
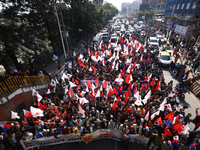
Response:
[54,106,60,114]
[134,99,142,106]
[11,111,20,119]
[95,90,100,97]
[103,80,107,88]
[38,101,45,111]
[150,78,155,87]
[144,111,149,121]
[167,104,172,111]
[125,74,132,83]
[68,87,74,97]
[30,106,44,118]
[154,117,162,125]
[171,123,183,133]
[32,89,38,96]
[87,80,92,89]
[156,81,161,91]
[142,90,151,104]
[164,126,172,136]
[51,79,57,87]
[182,124,190,135]
[69,81,77,88]
[189,142,196,150]
[23,109,33,120]
[113,86,119,95]
[79,97,89,104]
[77,105,85,115]
[47,89,50,94]
[164,111,174,120]
[37,93,43,102]
[151,111,160,120]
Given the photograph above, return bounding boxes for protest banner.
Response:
[20,130,149,150]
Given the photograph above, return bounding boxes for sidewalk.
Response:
[44,39,86,78]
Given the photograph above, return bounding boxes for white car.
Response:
[148,37,159,47]
[157,35,165,43]
[158,51,171,66]
[160,44,173,56]
[111,34,117,38]
[140,31,146,36]
[109,37,117,47]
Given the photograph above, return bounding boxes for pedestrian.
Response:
[192,108,200,131]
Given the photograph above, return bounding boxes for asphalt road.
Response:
[162,66,200,130]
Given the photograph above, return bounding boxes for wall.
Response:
[0,85,48,121]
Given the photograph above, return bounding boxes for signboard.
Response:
[174,25,188,36]
[20,130,150,150]
[196,35,200,45]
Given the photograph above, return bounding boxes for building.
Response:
[142,0,150,4]
[165,0,198,16]
[121,2,130,11]
[133,0,142,12]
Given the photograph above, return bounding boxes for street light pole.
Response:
[54,4,67,59]
[167,5,175,38]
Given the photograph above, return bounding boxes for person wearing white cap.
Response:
[108,119,115,130]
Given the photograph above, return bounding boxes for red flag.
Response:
[91,66,97,73]
[54,106,59,114]
[133,86,137,94]
[129,61,137,72]
[164,126,172,136]
[112,101,117,111]
[154,117,162,125]
[87,80,92,89]
[95,78,99,87]
[78,58,83,67]
[120,85,123,92]
[105,44,107,49]
[164,111,174,121]
[76,86,81,91]
[113,86,119,95]
[140,45,143,50]
[125,91,129,103]
[103,80,107,88]
[24,112,33,120]
[90,51,94,56]
[43,103,48,109]
[125,74,131,83]
[144,74,149,81]
[68,88,74,97]
[38,101,45,111]
[150,78,155,86]
[134,44,137,50]
[171,123,183,133]
[75,79,79,85]
[156,81,161,91]
[146,51,151,62]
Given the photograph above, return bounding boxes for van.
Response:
[101,32,109,43]
[93,35,101,46]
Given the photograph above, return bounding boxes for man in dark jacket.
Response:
[192,108,200,131]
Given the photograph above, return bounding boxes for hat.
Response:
[168,140,172,146]
[78,125,81,130]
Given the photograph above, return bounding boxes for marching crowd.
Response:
[0,22,200,150]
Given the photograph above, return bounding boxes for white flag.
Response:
[79,97,89,104]
[69,81,77,88]
[66,73,72,79]
[142,90,151,104]
[167,103,172,111]
[95,90,100,98]
[159,98,167,111]
[47,89,50,94]
[52,54,58,61]
[30,106,44,118]
[37,93,43,102]
[51,79,57,87]
[182,124,190,135]
[134,99,142,106]
[144,111,150,121]
[68,62,72,68]
[32,89,38,96]
[11,111,20,119]
[61,73,67,80]
[151,111,160,120]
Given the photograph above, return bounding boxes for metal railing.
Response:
[0,76,50,98]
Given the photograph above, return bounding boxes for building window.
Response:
[185,9,188,14]
[182,0,186,3]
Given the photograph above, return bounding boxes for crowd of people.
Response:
[0,20,200,150]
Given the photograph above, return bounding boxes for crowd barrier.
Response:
[0,76,50,98]
[20,129,149,150]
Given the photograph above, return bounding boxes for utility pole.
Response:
[54,4,67,59]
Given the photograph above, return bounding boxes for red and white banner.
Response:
[20,129,150,150]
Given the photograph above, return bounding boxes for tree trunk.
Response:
[7,51,20,71]
[0,53,11,73]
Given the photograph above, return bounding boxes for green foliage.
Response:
[0,0,118,72]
